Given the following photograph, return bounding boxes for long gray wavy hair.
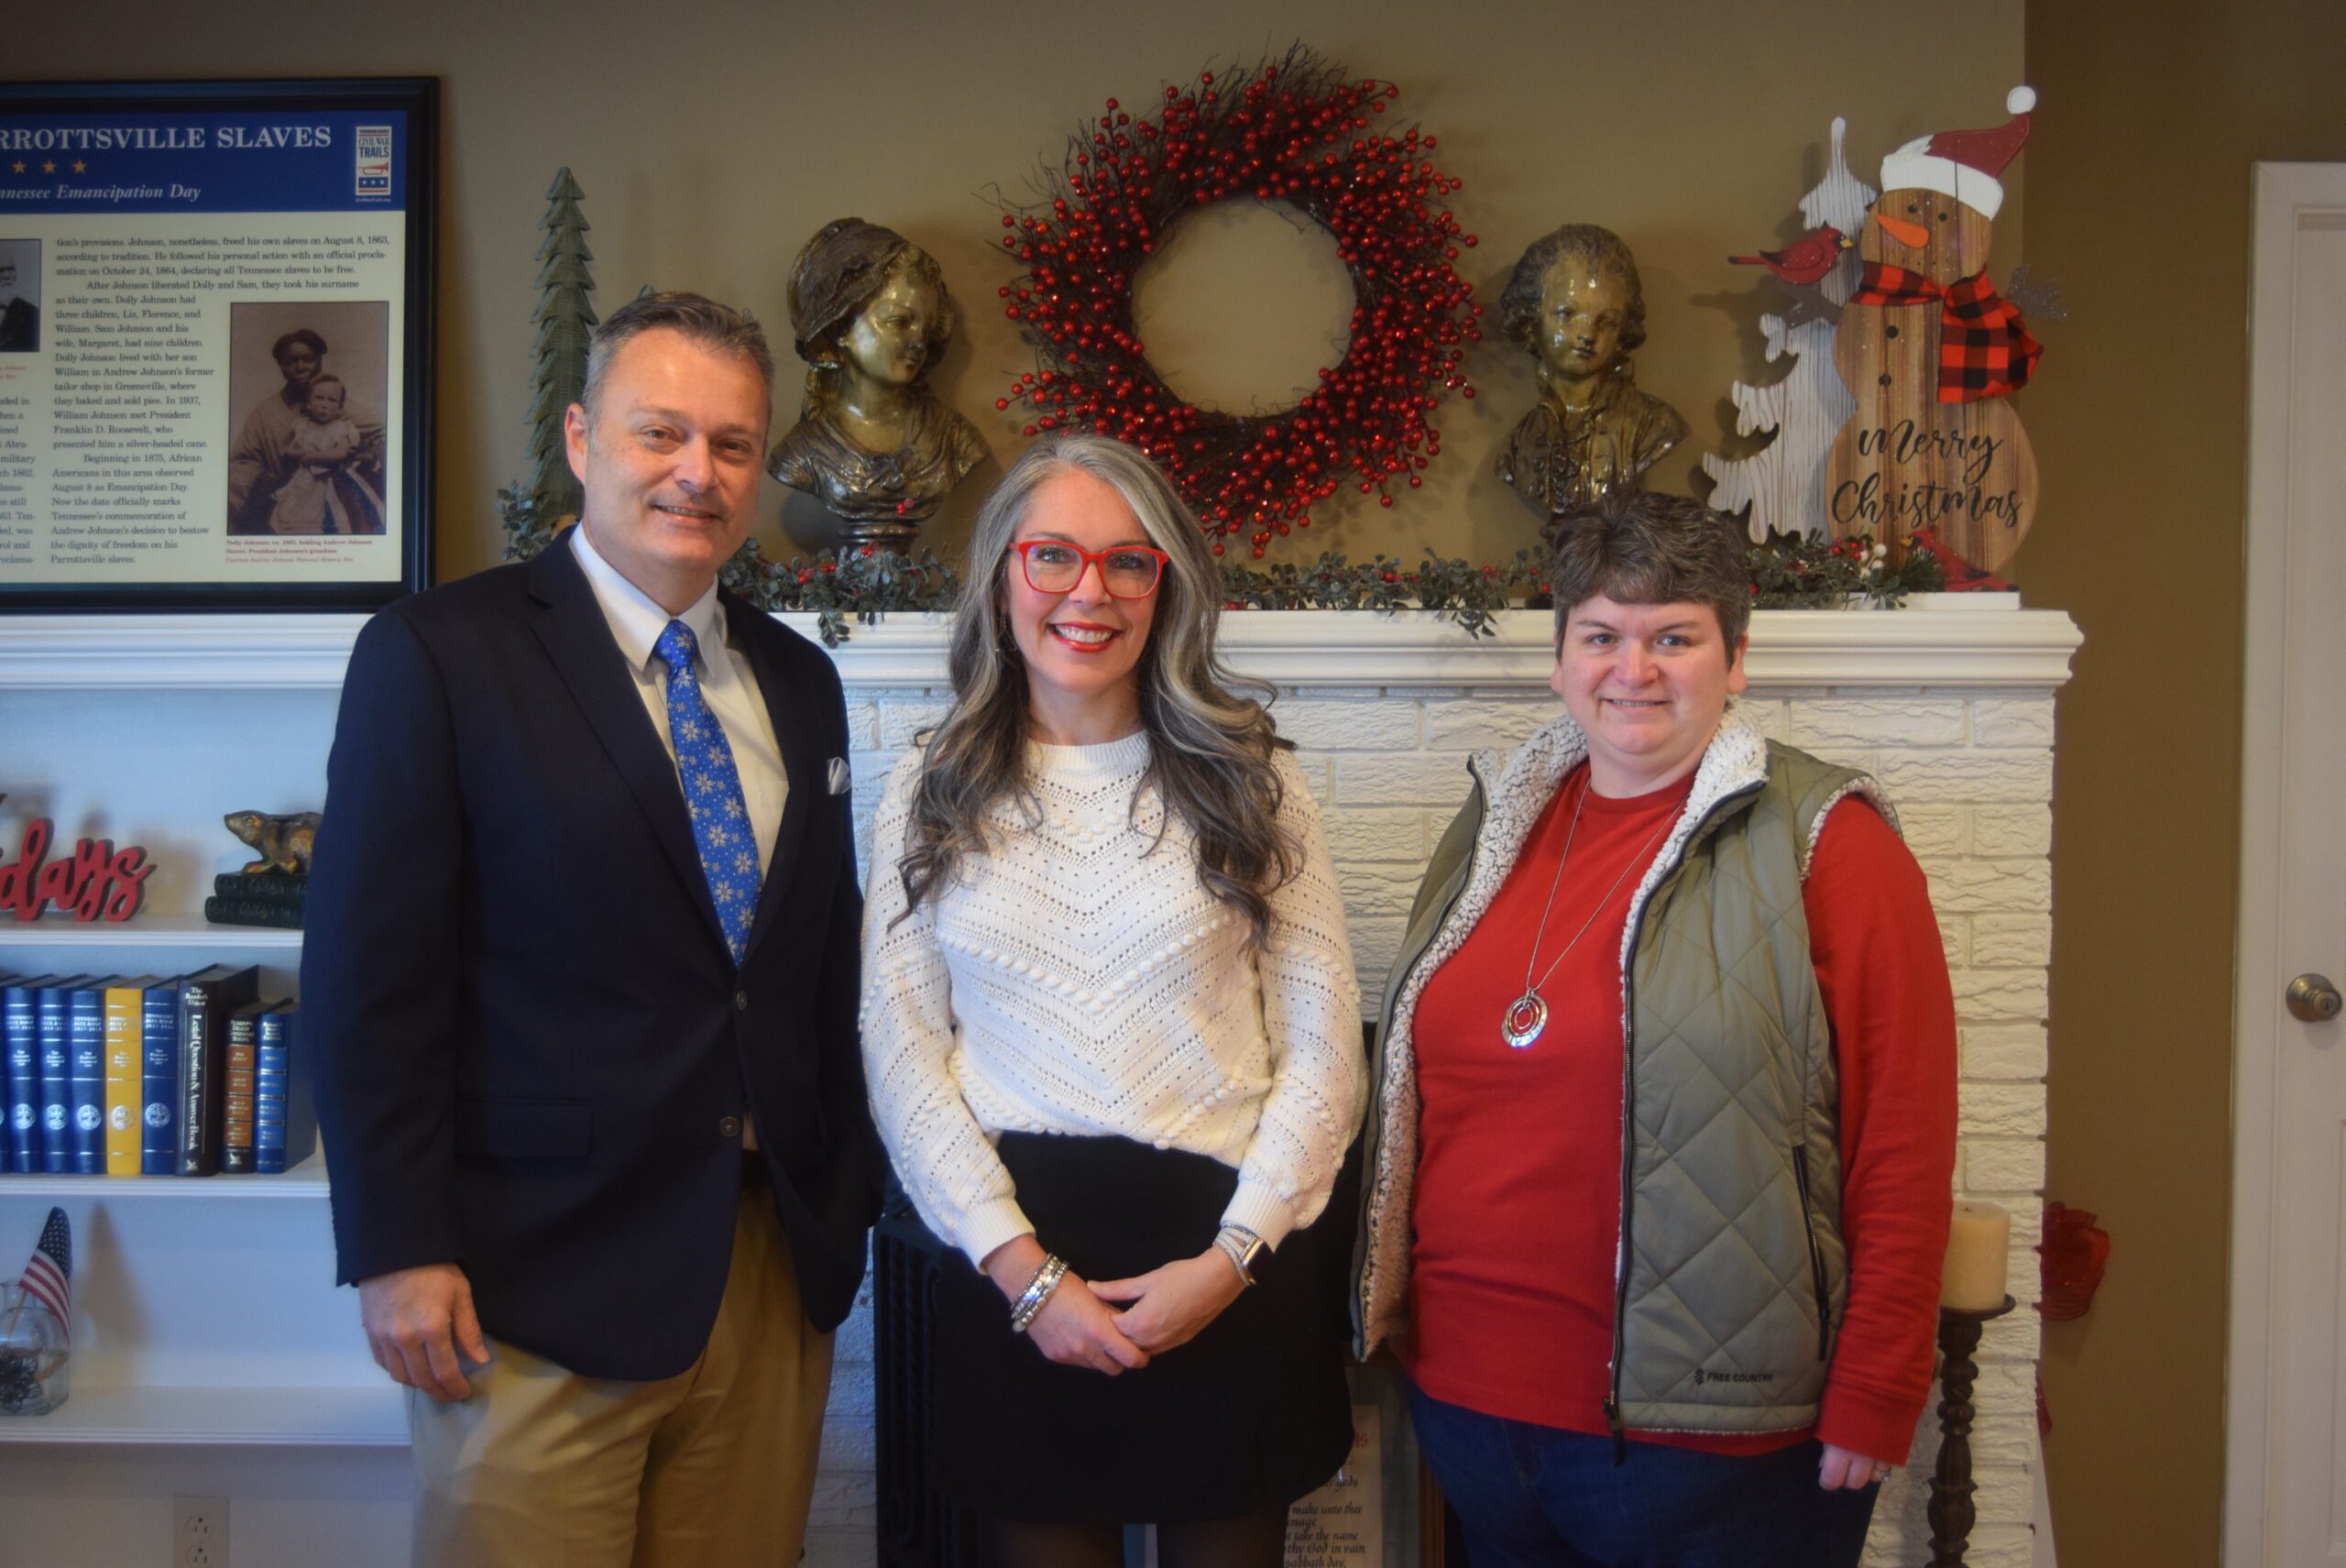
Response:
[895,433,1299,942]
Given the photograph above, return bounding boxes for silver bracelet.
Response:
[1214,1224,1263,1288]
[1009,1254,1069,1334]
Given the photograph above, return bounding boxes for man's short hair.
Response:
[1549,489,1753,660]
[581,291,776,420]
[272,328,328,363]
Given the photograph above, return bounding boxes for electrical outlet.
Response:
[172,1495,227,1568]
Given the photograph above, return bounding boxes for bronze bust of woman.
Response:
[771,218,987,550]
[1496,224,1688,521]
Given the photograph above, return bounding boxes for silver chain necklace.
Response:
[1501,784,1674,1050]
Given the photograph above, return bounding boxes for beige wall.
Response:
[23,0,2020,578]
[2022,2,2346,1562]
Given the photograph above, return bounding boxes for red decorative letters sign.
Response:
[0,801,153,923]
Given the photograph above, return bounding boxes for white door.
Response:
[2229,161,2346,1566]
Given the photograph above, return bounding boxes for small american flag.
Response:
[17,1206,70,1343]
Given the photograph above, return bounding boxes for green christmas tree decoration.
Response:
[527,167,595,524]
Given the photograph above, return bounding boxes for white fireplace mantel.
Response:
[0,598,2080,692]
[810,600,2082,690]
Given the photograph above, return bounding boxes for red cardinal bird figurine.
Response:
[1727,225,1852,285]
[1906,527,2014,591]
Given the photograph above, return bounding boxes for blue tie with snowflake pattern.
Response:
[654,620,762,965]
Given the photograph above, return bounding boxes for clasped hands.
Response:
[981,1234,1244,1376]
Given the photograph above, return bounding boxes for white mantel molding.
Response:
[0,598,2080,692]
[807,601,2081,691]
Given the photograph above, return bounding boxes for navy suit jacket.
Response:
[304,532,882,1379]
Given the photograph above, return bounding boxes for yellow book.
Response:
[103,976,154,1177]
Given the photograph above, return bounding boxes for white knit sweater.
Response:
[861,732,1365,1266]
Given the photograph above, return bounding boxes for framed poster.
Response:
[0,78,435,610]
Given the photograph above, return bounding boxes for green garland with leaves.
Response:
[500,489,1939,647]
[721,543,960,647]
[1747,530,1944,609]
[1212,550,1540,639]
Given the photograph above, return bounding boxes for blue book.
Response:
[2,976,34,1173]
[35,976,89,1175]
[68,982,110,1175]
[139,976,184,1176]
[253,1002,310,1175]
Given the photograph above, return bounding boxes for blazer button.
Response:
[718,1115,742,1139]
[733,990,749,1013]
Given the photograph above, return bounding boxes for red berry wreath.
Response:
[996,47,1481,556]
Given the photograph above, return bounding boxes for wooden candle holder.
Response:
[1927,1296,2017,1568]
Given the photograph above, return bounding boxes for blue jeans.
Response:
[1409,1387,1879,1568]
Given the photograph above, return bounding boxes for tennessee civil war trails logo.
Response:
[356,126,392,199]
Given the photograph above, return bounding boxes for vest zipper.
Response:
[1354,765,1487,1345]
[1792,1140,1832,1364]
[1607,780,1765,1454]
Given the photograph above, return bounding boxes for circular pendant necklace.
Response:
[1501,992,1551,1050]
[1503,780,1675,1051]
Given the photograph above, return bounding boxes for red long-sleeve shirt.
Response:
[1399,764,1957,1465]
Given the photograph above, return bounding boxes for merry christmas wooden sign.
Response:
[1827,87,2044,576]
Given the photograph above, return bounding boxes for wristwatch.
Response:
[1215,1224,1266,1287]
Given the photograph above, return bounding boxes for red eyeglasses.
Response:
[1007,540,1171,599]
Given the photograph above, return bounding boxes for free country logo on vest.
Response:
[1691,1367,1778,1387]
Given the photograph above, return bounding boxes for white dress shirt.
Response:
[569,524,790,1147]
[569,523,789,864]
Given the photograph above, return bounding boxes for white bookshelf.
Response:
[0,627,370,1474]
[0,1155,386,1448]
[0,1148,330,1202]
[0,1384,405,1447]
[0,915,305,950]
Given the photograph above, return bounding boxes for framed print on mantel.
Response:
[0,77,435,610]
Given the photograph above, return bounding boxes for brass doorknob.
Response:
[2287,973,2343,1023]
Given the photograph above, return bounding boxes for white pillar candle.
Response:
[1942,1200,2012,1310]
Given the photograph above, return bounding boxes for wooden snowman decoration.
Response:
[1827,88,2042,576]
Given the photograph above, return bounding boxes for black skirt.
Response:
[931,1132,1355,1523]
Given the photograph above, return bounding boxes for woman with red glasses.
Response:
[861,433,1365,1567]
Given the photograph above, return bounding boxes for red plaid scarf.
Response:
[1851,263,2043,403]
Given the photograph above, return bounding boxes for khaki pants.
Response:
[407,1188,834,1568]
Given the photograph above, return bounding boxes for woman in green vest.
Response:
[1354,490,1958,1567]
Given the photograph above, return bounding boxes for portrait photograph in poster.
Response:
[0,238,41,353]
[225,300,389,538]
[0,78,434,609]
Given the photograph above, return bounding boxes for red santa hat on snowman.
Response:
[1879,86,2036,221]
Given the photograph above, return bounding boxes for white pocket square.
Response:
[827,756,851,795]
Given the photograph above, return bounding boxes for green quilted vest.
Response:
[1611,740,1868,1433]
[1354,729,1881,1436]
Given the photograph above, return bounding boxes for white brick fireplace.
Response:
[807,598,2079,1568]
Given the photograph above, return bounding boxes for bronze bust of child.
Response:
[1496,224,1688,520]
[771,218,987,550]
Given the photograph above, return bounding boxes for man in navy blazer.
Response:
[305,291,880,1567]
